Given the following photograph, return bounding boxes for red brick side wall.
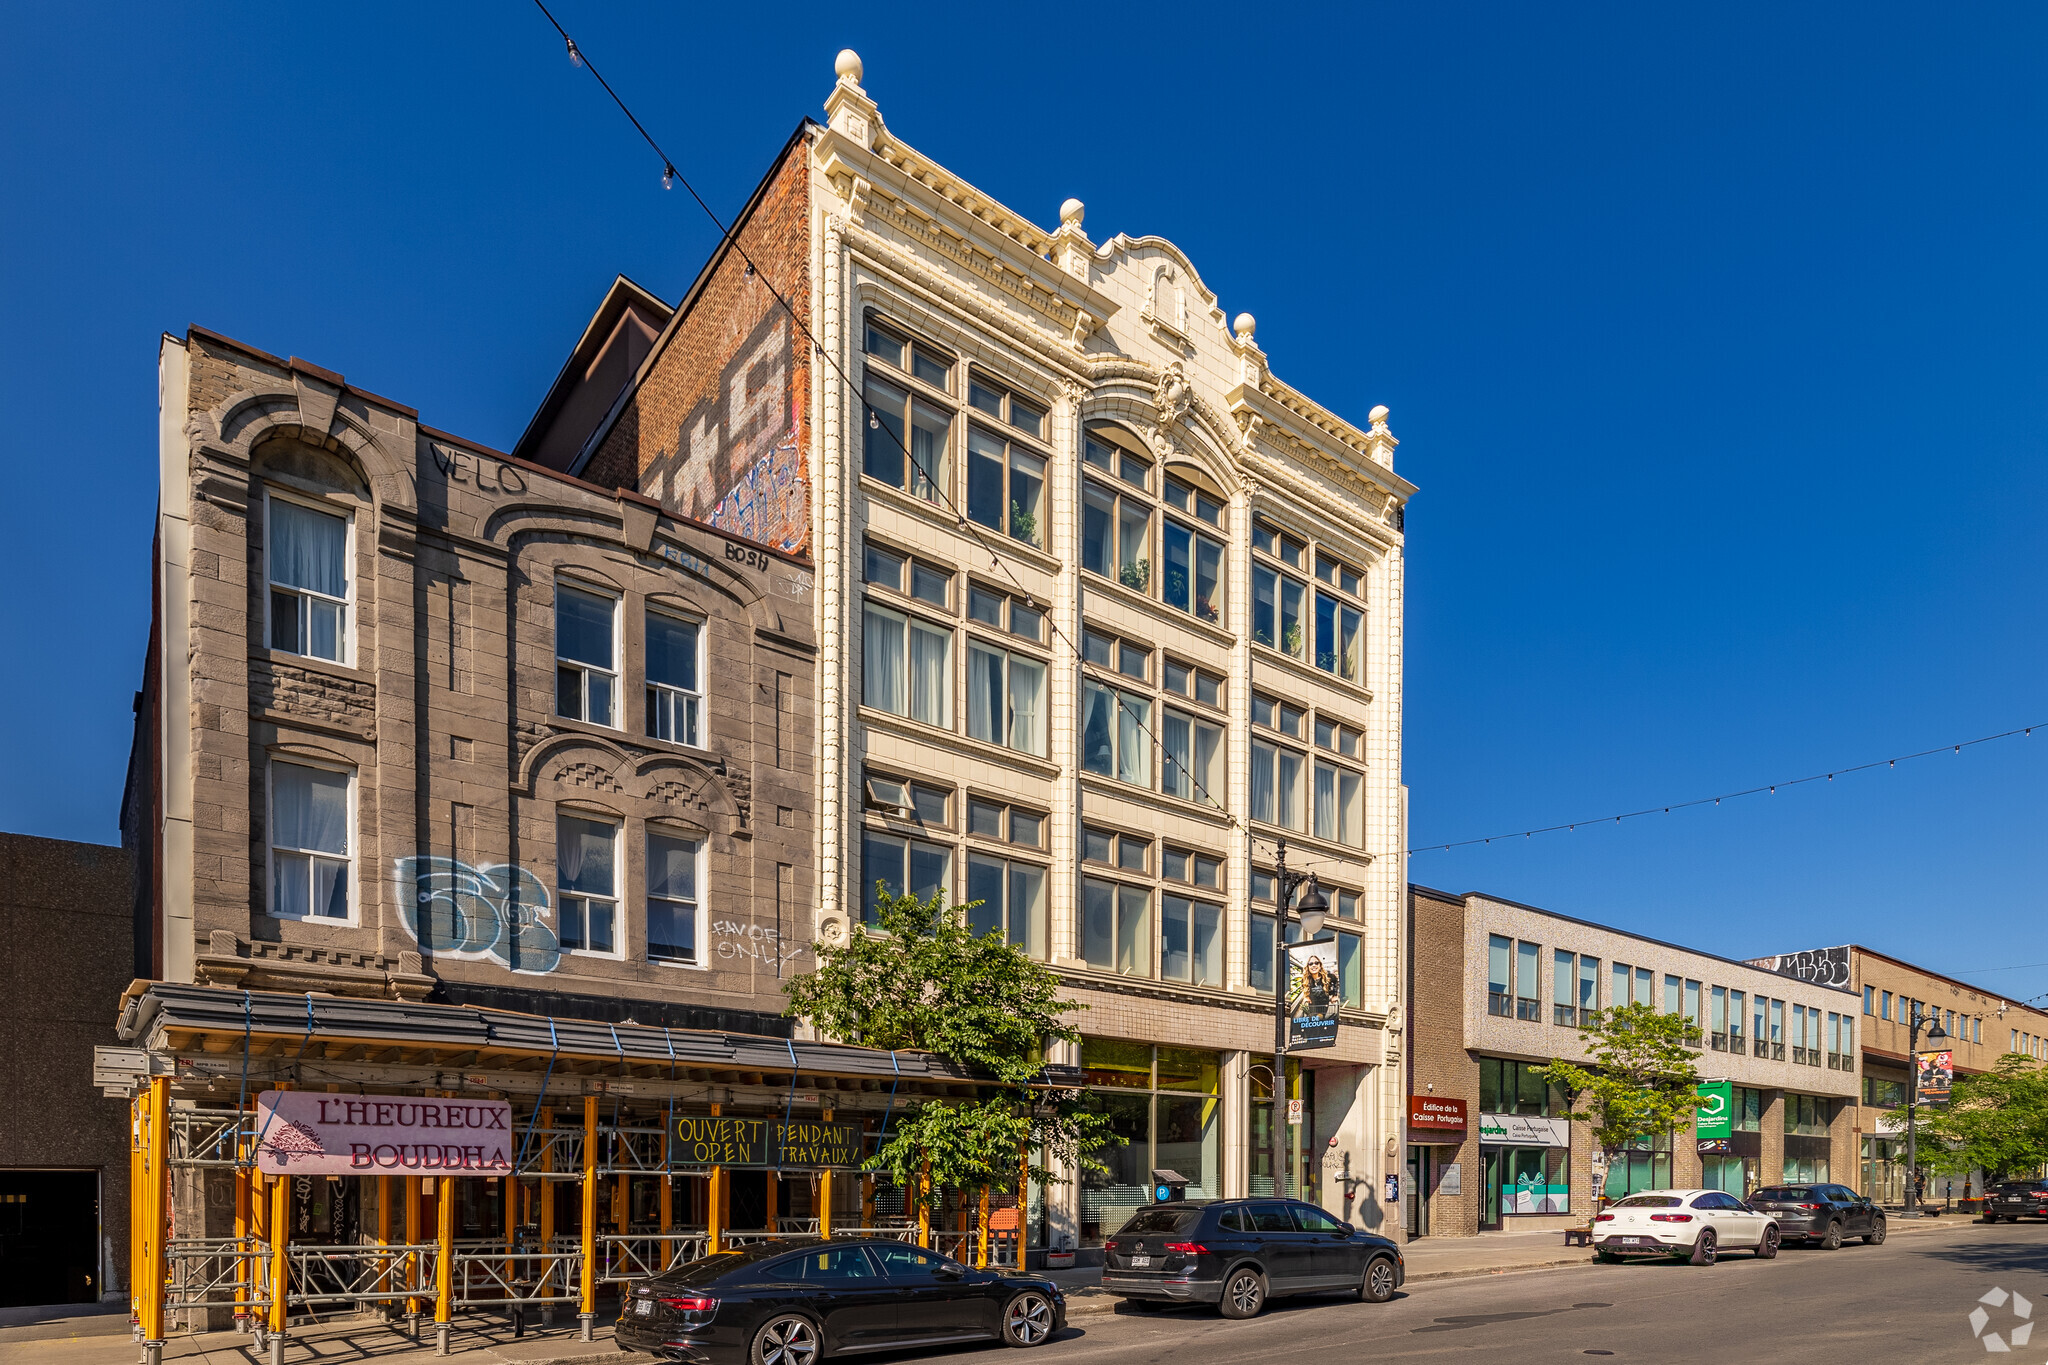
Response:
[586,140,814,556]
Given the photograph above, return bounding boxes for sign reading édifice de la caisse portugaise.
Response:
[254,1091,514,1175]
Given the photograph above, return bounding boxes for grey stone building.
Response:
[127,313,817,1029]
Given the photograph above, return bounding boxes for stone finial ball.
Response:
[835,49,864,83]
[1060,198,1085,226]
[1233,312,1257,340]
[1369,404,1390,424]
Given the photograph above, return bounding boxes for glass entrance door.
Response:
[1479,1149,1503,1231]
[1405,1148,1428,1237]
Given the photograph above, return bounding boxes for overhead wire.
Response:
[530,1,1277,855]
[1410,723,2041,855]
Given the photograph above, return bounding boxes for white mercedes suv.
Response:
[1592,1189,1781,1265]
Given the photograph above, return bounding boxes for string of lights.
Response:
[530,3,1289,855]
[1409,722,2040,855]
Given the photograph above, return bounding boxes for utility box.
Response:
[1151,1168,1188,1203]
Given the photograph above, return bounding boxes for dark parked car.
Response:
[1986,1181,2048,1222]
[1746,1184,1885,1248]
[614,1239,1065,1364]
[1098,1198,1403,1318]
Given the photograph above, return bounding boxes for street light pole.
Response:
[1904,1004,1948,1217]
[1268,840,1327,1201]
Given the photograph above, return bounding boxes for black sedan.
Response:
[614,1238,1065,1364]
[1746,1184,1885,1247]
[1099,1198,1404,1318]
[1986,1180,2048,1222]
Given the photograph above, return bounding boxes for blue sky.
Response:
[2,4,2041,1003]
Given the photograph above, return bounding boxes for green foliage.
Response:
[785,886,1122,1211]
[1536,1003,1702,1165]
[1009,501,1038,545]
[1119,557,1150,591]
[1919,1054,2048,1182]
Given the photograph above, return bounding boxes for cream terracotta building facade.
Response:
[570,50,1414,1253]
[806,54,1412,1251]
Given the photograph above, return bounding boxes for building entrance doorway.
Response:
[0,1170,100,1307]
[1404,1147,1429,1237]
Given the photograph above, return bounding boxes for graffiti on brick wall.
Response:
[642,314,810,556]
[711,918,808,968]
[394,856,562,974]
[1748,945,1851,988]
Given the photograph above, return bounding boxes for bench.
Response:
[1563,1226,1594,1247]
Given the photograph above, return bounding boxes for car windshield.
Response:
[1118,1207,1201,1235]
[1750,1188,1811,1201]
[1611,1195,1682,1208]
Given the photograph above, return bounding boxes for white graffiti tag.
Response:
[711,919,808,966]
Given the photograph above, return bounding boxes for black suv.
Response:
[1987,1181,2048,1222]
[1099,1199,1403,1318]
[1746,1185,1885,1248]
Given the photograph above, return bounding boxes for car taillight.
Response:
[1594,1214,1614,1222]
[1794,1203,1820,1211]
[1104,1240,1120,1252]
[1648,1214,1694,1223]
[1164,1242,1209,1255]
[660,1297,718,1312]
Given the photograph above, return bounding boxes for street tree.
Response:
[1536,1003,1702,1201]
[1918,1054,2048,1185]
[783,887,1120,1229]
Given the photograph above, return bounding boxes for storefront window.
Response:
[1079,1041,1221,1245]
[1734,1087,1764,1132]
[1478,1057,1558,1116]
[1603,1134,1673,1200]
[1501,1147,1571,1214]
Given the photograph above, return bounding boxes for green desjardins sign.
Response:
[1695,1081,1733,1141]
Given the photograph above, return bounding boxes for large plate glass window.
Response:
[965,852,1047,958]
[964,382,1046,548]
[270,759,351,920]
[1251,520,1307,659]
[267,494,349,663]
[1080,431,1152,592]
[555,582,618,726]
[1311,761,1362,845]
[862,601,951,727]
[1161,709,1223,806]
[645,608,703,745]
[967,641,1047,756]
[863,322,953,502]
[861,831,950,926]
[1081,876,1152,976]
[1159,478,1225,624]
[1159,893,1222,986]
[557,814,619,954]
[1312,553,1366,683]
[1081,679,1150,788]
[646,831,703,965]
[1250,738,1303,829]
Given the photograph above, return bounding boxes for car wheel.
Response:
[750,1313,821,1365]
[1864,1218,1886,1245]
[1002,1291,1056,1347]
[1756,1226,1779,1260]
[1219,1268,1266,1320]
[1820,1220,1842,1251]
[1689,1229,1717,1266]
[1360,1257,1397,1304]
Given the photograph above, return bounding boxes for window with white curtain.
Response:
[1311,761,1362,845]
[1081,680,1149,788]
[1161,709,1222,807]
[1250,739,1303,830]
[556,814,619,955]
[555,583,618,727]
[269,759,352,920]
[267,494,349,663]
[966,852,1047,959]
[863,602,951,727]
[646,830,703,965]
[967,641,1046,756]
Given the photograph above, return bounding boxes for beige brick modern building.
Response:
[1408,887,1858,1238]
[568,51,1415,1256]
[1749,944,2048,1205]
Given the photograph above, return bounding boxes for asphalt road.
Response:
[910,1220,2048,1365]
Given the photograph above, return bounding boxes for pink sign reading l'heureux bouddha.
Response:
[253,1090,514,1176]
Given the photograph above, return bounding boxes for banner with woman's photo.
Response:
[1287,938,1340,1049]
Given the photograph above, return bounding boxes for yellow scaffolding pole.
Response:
[139,1077,168,1342]
[818,1109,834,1239]
[579,1097,597,1329]
[916,1162,931,1249]
[707,1101,725,1255]
[976,1186,991,1268]
[434,1175,454,1326]
[404,1175,422,1320]
[659,1127,674,1234]
[376,1174,392,1309]
[233,1136,252,1327]
[266,1164,289,1335]
[127,1095,142,1330]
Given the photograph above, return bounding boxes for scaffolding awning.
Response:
[116,981,982,1095]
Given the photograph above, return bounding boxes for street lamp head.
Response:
[1927,1018,1949,1041]
[1295,874,1329,940]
